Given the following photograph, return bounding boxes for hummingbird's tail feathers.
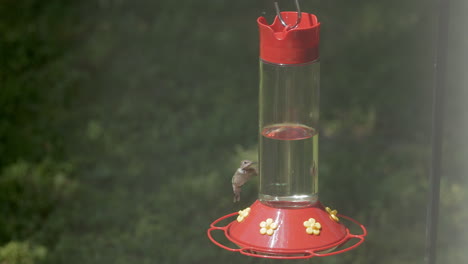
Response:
[233,193,240,202]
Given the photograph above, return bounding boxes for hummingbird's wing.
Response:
[250,168,258,178]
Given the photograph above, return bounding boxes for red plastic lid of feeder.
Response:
[208,200,367,259]
[258,12,320,64]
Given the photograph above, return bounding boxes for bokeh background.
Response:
[0,0,467,263]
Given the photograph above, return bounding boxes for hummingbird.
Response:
[232,160,257,202]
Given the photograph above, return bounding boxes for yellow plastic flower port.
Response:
[303,218,322,235]
[259,218,278,236]
[326,207,340,222]
[237,207,251,222]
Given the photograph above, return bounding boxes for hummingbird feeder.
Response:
[207,1,367,259]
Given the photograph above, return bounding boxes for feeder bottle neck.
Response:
[257,12,320,65]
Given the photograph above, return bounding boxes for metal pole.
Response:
[425,0,450,263]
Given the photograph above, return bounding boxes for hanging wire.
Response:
[274,0,302,29]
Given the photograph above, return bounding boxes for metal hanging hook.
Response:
[274,0,302,30]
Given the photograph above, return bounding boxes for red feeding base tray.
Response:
[207,200,366,259]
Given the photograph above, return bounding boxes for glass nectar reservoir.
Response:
[258,13,320,208]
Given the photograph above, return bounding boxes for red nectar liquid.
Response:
[259,123,318,208]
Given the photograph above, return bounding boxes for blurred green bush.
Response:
[0,160,76,244]
[0,0,466,264]
[0,241,46,264]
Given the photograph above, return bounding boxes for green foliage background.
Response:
[0,0,467,263]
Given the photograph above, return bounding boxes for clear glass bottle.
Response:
[257,12,320,208]
[258,59,320,208]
